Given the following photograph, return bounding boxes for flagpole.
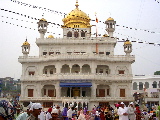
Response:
[95,12,98,54]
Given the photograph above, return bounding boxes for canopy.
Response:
[60,82,92,87]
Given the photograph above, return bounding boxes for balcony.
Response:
[18,54,135,63]
[20,73,133,81]
[20,96,134,102]
[36,37,117,45]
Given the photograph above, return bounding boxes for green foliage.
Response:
[154,71,160,75]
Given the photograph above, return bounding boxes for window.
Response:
[107,89,109,95]
[119,70,124,74]
[29,71,35,75]
[106,52,110,55]
[49,52,54,55]
[48,90,54,97]
[28,89,33,97]
[50,69,53,74]
[74,31,79,38]
[81,31,85,37]
[99,52,104,54]
[56,52,61,54]
[99,89,105,97]
[43,102,53,108]
[43,52,47,55]
[67,31,72,37]
[99,69,103,73]
[44,69,47,74]
[44,89,46,95]
[120,89,125,97]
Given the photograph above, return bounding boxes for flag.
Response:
[96,17,98,23]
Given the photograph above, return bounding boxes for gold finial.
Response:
[75,0,79,8]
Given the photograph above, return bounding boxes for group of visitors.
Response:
[1,99,160,120]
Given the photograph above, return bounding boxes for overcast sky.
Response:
[0,0,160,79]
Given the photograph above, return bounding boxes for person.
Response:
[46,107,52,120]
[16,102,32,120]
[77,109,85,120]
[51,107,60,120]
[114,104,119,120]
[135,104,142,120]
[14,107,22,119]
[85,111,91,120]
[156,105,160,120]
[128,102,136,120]
[27,103,42,120]
[117,102,129,120]
[67,105,75,120]
[38,110,46,120]
[71,114,77,120]
[62,106,68,120]
[0,100,14,120]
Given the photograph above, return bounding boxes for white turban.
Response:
[120,102,125,104]
[30,103,42,111]
[52,108,58,114]
[130,102,134,105]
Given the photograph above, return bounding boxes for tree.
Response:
[154,71,160,75]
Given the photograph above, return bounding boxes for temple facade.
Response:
[18,1,135,110]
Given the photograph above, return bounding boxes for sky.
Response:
[0,0,160,79]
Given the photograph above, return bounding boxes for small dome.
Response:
[48,35,54,38]
[103,34,109,37]
[124,40,131,45]
[39,18,47,22]
[23,41,30,46]
[107,17,114,21]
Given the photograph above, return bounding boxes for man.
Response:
[27,103,42,120]
[46,107,52,120]
[16,102,32,120]
[117,102,129,120]
[128,102,136,120]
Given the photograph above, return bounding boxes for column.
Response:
[80,87,82,97]
[91,81,97,99]
[55,81,61,98]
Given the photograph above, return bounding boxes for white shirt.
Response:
[38,111,46,120]
[46,112,52,120]
[16,112,29,120]
[118,106,129,120]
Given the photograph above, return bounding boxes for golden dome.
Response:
[62,1,91,28]
[48,35,54,38]
[107,17,114,21]
[23,41,30,46]
[103,34,109,37]
[124,40,131,45]
[39,18,47,22]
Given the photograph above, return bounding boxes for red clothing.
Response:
[100,111,105,120]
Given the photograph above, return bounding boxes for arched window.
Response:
[153,81,157,88]
[110,23,112,28]
[133,82,137,90]
[81,31,85,37]
[139,82,143,90]
[67,31,72,37]
[74,31,79,38]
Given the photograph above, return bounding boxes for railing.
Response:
[20,96,134,101]
[20,73,133,81]
[36,37,117,45]
[18,54,135,62]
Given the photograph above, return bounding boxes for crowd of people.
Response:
[1,100,160,120]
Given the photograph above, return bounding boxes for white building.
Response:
[18,1,135,110]
[132,75,160,108]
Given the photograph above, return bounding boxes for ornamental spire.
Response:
[75,0,79,8]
